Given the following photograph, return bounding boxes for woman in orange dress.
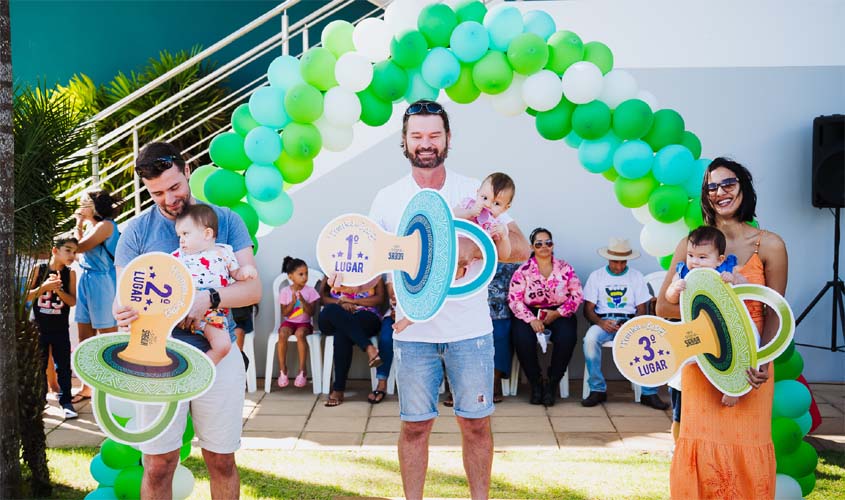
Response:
[656,158,788,500]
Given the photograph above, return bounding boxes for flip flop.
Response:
[493,393,504,404]
[443,397,454,408]
[368,390,386,404]
[71,394,91,405]
[324,392,344,407]
[368,354,383,369]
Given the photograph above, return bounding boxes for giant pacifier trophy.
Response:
[72,252,216,444]
[612,268,795,396]
[316,190,497,321]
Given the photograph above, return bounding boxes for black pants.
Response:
[318,304,381,392]
[39,330,72,406]
[511,315,577,383]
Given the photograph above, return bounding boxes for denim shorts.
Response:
[394,333,494,421]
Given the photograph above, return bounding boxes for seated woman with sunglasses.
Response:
[507,228,583,406]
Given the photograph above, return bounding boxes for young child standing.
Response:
[173,204,257,364]
[665,225,746,410]
[277,256,320,388]
[27,236,79,419]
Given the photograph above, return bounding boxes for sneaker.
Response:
[62,404,78,419]
[581,391,607,407]
[294,371,307,388]
[277,371,289,388]
[640,394,670,410]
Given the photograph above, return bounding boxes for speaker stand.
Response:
[795,207,845,352]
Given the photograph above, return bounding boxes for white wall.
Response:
[254,0,845,383]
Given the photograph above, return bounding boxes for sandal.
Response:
[294,371,307,388]
[368,390,386,404]
[368,354,383,369]
[277,371,289,388]
[443,394,454,408]
[71,394,91,405]
[324,391,344,407]
[493,393,504,404]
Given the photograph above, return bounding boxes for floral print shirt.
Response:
[508,256,583,323]
[488,262,520,320]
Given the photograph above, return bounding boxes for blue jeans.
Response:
[583,324,656,395]
[492,318,512,377]
[394,333,494,421]
[376,316,395,381]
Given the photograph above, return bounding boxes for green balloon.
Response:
[251,233,259,254]
[183,414,194,444]
[771,417,803,456]
[189,164,216,202]
[100,439,141,470]
[526,107,538,117]
[391,30,429,69]
[507,33,549,75]
[777,341,796,363]
[281,122,322,160]
[583,41,613,74]
[371,60,409,102]
[284,84,323,123]
[796,472,816,497]
[684,197,704,229]
[774,351,804,381]
[179,441,191,462]
[648,185,688,223]
[680,130,702,159]
[299,47,337,91]
[643,109,685,152]
[455,0,487,24]
[322,20,355,58]
[777,441,818,478]
[612,99,654,140]
[535,97,575,140]
[418,3,458,48]
[471,51,513,95]
[274,150,314,184]
[209,132,251,171]
[205,169,246,207]
[545,31,583,75]
[113,465,143,500]
[445,63,480,104]
[572,100,611,140]
[357,88,393,126]
[614,174,658,208]
[231,202,259,235]
[231,103,260,137]
[113,414,130,427]
[659,253,673,270]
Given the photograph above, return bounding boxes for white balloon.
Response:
[335,52,373,92]
[631,205,655,225]
[352,18,393,62]
[172,465,195,500]
[255,222,275,238]
[637,90,660,111]
[640,219,688,257]
[315,117,354,152]
[385,0,432,35]
[490,74,526,117]
[774,474,803,500]
[107,395,136,419]
[561,61,604,104]
[522,70,563,112]
[598,70,639,109]
[323,87,361,127]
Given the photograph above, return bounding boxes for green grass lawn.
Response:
[42,447,844,499]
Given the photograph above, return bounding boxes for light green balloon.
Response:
[357,88,393,127]
[189,164,216,202]
[455,0,487,24]
[545,30,583,75]
[614,174,658,208]
[572,100,611,140]
[113,465,143,500]
[274,150,314,184]
[391,30,428,69]
[418,3,458,48]
[371,60,409,102]
[602,167,619,182]
[445,63,481,104]
[284,84,323,123]
[507,33,549,75]
[322,20,355,58]
[300,47,337,91]
[281,122,322,160]
[231,103,260,137]
[204,169,246,207]
[684,197,704,229]
[471,51,513,95]
[209,132,251,171]
[583,41,613,74]
[248,191,293,227]
[648,185,688,223]
[612,99,654,140]
[535,97,575,140]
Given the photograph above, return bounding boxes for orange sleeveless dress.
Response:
[670,235,776,500]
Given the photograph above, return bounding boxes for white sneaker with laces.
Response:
[62,405,78,419]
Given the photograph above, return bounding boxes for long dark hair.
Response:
[701,157,757,226]
[86,190,119,221]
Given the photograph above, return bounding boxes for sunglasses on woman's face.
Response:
[706,177,739,194]
[405,102,443,116]
[533,239,554,249]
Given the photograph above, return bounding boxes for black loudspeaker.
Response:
[812,114,845,208]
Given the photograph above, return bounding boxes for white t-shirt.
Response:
[582,266,650,316]
[369,170,513,343]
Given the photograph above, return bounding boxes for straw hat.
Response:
[597,237,641,260]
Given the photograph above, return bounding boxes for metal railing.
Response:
[60,0,384,225]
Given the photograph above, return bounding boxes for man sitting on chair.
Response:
[581,238,669,410]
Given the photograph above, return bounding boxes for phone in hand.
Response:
[536,309,549,322]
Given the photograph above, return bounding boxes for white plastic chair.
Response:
[242,313,257,393]
[507,355,570,399]
[264,270,324,394]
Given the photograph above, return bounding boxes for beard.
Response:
[161,197,189,218]
[404,143,448,169]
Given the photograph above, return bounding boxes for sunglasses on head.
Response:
[706,177,739,193]
[533,239,554,248]
[139,155,180,170]
[405,102,443,116]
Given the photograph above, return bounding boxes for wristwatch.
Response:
[208,288,221,309]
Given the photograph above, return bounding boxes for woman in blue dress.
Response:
[71,190,120,403]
